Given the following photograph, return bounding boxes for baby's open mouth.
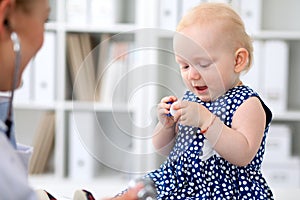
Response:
[194,86,208,92]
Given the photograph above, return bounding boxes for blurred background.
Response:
[12,0,300,199]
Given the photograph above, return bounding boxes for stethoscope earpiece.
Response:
[11,32,21,53]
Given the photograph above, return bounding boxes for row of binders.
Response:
[66,33,133,103]
[14,31,134,104]
[68,111,133,180]
[14,32,56,104]
[159,0,298,33]
[241,40,289,114]
[159,0,257,32]
[29,112,55,174]
[262,124,300,188]
[66,0,134,25]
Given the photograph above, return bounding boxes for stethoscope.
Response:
[3,32,21,140]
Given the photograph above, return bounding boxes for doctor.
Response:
[0,0,50,199]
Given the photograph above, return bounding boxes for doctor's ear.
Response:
[0,0,14,32]
[234,48,249,73]
[3,18,11,30]
[0,18,12,37]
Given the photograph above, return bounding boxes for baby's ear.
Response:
[234,48,249,73]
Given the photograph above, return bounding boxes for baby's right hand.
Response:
[157,96,178,127]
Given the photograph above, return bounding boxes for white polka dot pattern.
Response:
[146,85,274,200]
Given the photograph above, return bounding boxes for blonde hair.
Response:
[177,3,253,71]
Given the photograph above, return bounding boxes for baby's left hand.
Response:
[172,101,211,128]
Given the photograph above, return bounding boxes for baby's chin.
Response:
[197,95,212,102]
[197,92,221,102]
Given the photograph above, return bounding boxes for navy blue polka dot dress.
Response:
[146,85,274,200]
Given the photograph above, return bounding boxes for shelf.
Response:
[45,22,60,31]
[64,23,137,33]
[15,101,299,121]
[63,101,134,112]
[13,101,135,113]
[45,22,138,34]
[132,30,300,43]
[13,102,56,110]
[150,30,300,45]
[273,111,300,121]
[252,31,300,40]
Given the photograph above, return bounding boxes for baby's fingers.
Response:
[161,96,177,103]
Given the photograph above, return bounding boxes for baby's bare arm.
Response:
[205,97,266,166]
[152,122,177,156]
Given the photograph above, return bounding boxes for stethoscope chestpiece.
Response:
[128,177,157,200]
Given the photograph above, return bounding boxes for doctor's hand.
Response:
[105,184,143,200]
